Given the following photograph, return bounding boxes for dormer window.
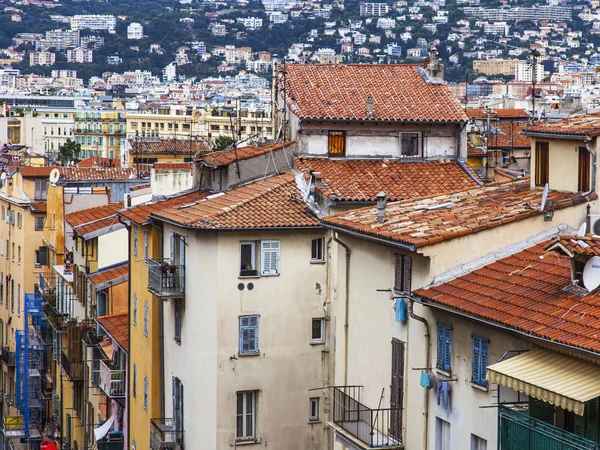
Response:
[401,132,421,157]
[328,131,345,156]
[534,142,549,187]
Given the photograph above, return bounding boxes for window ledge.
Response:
[234,439,261,446]
[308,420,322,424]
[310,260,326,265]
[260,273,280,277]
[470,382,489,392]
[434,368,452,378]
[310,340,325,346]
[238,275,260,279]
[238,352,261,358]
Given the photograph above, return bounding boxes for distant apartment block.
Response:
[515,62,544,83]
[377,17,396,28]
[66,47,93,63]
[473,58,519,75]
[360,2,391,16]
[483,21,509,35]
[70,15,117,34]
[81,35,104,50]
[211,23,227,36]
[464,6,571,21]
[29,51,55,66]
[127,22,144,40]
[236,17,263,30]
[51,69,77,78]
[268,11,289,23]
[225,46,253,64]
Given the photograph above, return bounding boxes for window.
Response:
[17,213,21,228]
[17,246,20,264]
[173,377,184,434]
[1,206,4,220]
[0,238,4,256]
[34,178,48,201]
[435,417,451,450]
[143,376,148,411]
[16,284,19,316]
[143,301,148,337]
[239,315,259,355]
[328,131,345,156]
[132,439,136,450]
[10,280,13,312]
[240,242,257,276]
[11,243,14,261]
[472,335,489,386]
[133,225,138,256]
[401,132,421,157]
[311,318,325,344]
[311,238,324,262]
[144,230,149,259]
[579,147,591,192]
[132,293,137,326]
[35,217,44,231]
[174,299,182,344]
[309,397,320,422]
[260,240,280,276]
[471,434,487,450]
[535,141,549,187]
[236,391,257,440]
[394,254,412,294]
[132,364,137,397]
[437,323,452,372]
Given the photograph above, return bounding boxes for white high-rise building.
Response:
[163,62,176,82]
[515,62,544,83]
[70,15,117,34]
[127,22,144,40]
[360,2,391,16]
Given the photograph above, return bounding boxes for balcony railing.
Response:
[1,347,15,367]
[42,303,66,332]
[499,405,600,450]
[97,430,124,450]
[332,386,402,448]
[150,418,184,450]
[147,259,185,298]
[60,350,83,381]
[98,360,126,398]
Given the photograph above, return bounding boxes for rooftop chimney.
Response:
[376,191,387,223]
[425,45,444,84]
[367,96,374,118]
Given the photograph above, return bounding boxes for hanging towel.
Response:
[420,370,432,388]
[395,297,406,323]
[437,381,450,408]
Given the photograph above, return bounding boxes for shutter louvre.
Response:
[437,324,444,369]
[394,255,402,291]
[240,315,259,354]
[586,397,600,442]
[472,336,481,384]
[261,241,280,275]
[403,255,412,293]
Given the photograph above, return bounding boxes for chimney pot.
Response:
[376,191,387,223]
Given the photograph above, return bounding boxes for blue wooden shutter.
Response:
[437,324,452,371]
[169,233,175,262]
[437,324,445,369]
[480,337,488,385]
[472,336,481,384]
[240,315,259,354]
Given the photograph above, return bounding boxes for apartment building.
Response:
[127,23,144,40]
[360,2,391,16]
[73,109,126,159]
[66,47,93,64]
[29,52,55,67]
[473,58,519,76]
[70,15,117,34]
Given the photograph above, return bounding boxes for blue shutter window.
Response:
[239,315,259,355]
[436,323,452,372]
[472,335,489,386]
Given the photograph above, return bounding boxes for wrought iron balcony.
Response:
[42,303,67,332]
[98,360,126,398]
[60,350,83,381]
[332,386,402,448]
[150,418,184,450]
[97,430,125,450]
[498,405,600,450]
[1,346,15,367]
[147,259,185,298]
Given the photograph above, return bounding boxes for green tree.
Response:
[58,139,81,165]
[212,135,236,152]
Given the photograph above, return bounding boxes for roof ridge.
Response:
[97,312,128,319]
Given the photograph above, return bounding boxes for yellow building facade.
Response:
[74,109,126,160]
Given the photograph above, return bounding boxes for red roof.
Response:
[150,172,320,229]
[466,108,529,120]
[282,64,468,122]
[60,167,141,181]
[30,202,47,212]
[15,166,57,178]
[322,181,596,249]
[64,202,124,238]
[295,157,481,202]
[127,139,210,155]
[119,190,212,225]
[199,141,295,168]
[87,263,128,288]
[522,113,600,138]
[415,240,600,354]
[130,183,150,191]
[97,313,129,352]
[77,157,121,168]
[467,143,485,156]
[153,162,193,170]
[488,122,532,149]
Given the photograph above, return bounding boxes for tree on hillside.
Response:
[58,139,82,165]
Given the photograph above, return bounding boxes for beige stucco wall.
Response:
[97,228,128,269]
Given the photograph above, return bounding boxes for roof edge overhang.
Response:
[76,222,126,240]
[321,222,416,252]
[149,214,322,231]
[97,322,128,354]
[521,131,588,140]
[300,117,468,125]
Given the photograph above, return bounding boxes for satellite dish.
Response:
[540,183,549,212]
[578,222,587,237]
[0,172,6,182]
[583,256,600,291]
[49,168,60,185]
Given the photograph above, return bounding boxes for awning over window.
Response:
[487,349,600,416]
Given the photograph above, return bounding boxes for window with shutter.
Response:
[394,254,412,293]
[143,376,148,411]
[143,301,148,337]
[173,377,184,434]
[472,335,489,386]
[174,299,182,344]
[144,230,149,259]
[328,131,345,156]
[239,315,259,355]
[132,364,136,397]
[437,323,452,372]
[133,225,138,256]
[261,240,280,276]
[535,142,549,187]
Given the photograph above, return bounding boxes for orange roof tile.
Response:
[467,143,485,156]
[15,166,57,178]
[488,122,532,149]
[30,202,47,212]
[77,157,121,168]
[282,64,468,122]
[119,190,212,225]
[522,113,600,138]
[97,313,128,352]
[59,167,141,181]
[127,138,210,155]
[130,183,150,192]
[466,108,529,120]
[295,157,481,202]
[547,234,600,257]
[64,202,124,238]
[495,167,529,182]
[150,172,320,229]
[415,242,600,354]
[87,263,128,288]
[322,181,597,250]
[199,141,295,168]
[153,162,193,170]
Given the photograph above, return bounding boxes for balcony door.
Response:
[391,338,404,441]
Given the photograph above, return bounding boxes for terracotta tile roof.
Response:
[414,242,600,354]
[59,167,141,181]
[522,113,600,138]
[547,234,600,256]
[119,190,212,225]
[198,141,295,168]
[295,157,481,202]
[130,183,150,191]
[153,162,193,170]
[495,167,529,182]
[322,181,597,249]
[97,313,128,352]
[282,64,468,122]
[15,166,57,178]
[466,108,529,120]
[87,263,128,288]
[487,122,532,148]
[151,172,320,229]
[30,202,47,212]
[467,143,485,156]
[77,157,121,168]
[64,202,124,238]
[127,138,210,155]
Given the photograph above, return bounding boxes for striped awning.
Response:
[486,349,600,416]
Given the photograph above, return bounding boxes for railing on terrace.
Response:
[147,259,185,298]
[150,418,184,450]
[98,360,126,398]
[60,350,83,381]
[499,405,600,450]
[1,346,15,366]
[332,386,402,448]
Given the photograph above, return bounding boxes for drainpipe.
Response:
[583,139,596,198]
[332,233,350,385]
[408,300,430,450]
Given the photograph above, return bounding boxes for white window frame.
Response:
[260,240,280,276]
[471,434,487,450]
[309,397,320,422]
[311,238,324,262]
[240,241,257,275]
[236,390,257,440]
[311,318,325,344]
